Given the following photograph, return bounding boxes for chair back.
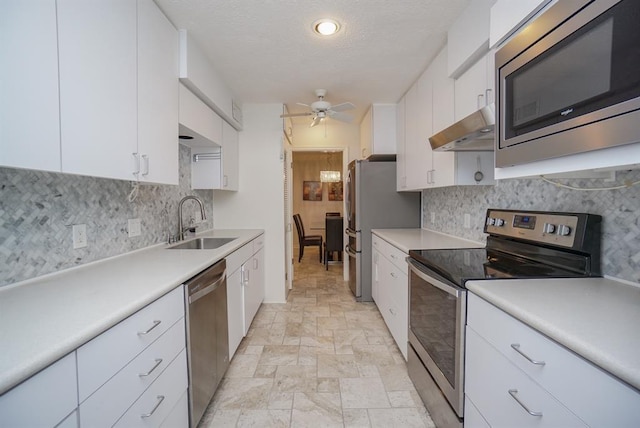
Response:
[325,216,344,252]
[326,212,341,216]
[293,214,305,243]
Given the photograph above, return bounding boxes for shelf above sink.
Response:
[167,237,237,250]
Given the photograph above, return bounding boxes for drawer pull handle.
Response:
[511,344,545,366]
[139,358,163,377]
[389,308,396,316]
[508,389,543,417]
[140,395,165,418]
[138,320,161,335]
[390,272,397,278]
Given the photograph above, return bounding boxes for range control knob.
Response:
[557,224,572,236]
[486,217,495,226]
[543,223,556,234]
[495,218,505,227]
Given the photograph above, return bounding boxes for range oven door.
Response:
[407,258,466,420]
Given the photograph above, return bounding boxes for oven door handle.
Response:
[407,258,463,298]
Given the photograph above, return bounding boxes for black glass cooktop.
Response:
[409,247,590,288]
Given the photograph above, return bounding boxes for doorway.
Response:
[285,148,348,291]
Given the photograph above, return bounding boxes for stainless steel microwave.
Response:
[495,0,640,167]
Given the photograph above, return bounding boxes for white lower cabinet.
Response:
[78,286,187,428]
[226,234,265,358]
[371,235,409,359]
[465,292,640,427]
[0,352,78,428]
[113,349,188,428]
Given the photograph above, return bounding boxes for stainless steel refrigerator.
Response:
[345,156,421,301]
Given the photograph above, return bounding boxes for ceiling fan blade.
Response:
[280,112,313,118]
[309,116,321,128]
[327,111,353,123]
[296,102,310,108]
[329,102,355,112]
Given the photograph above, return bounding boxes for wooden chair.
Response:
[293,214,323,263]
[324,216,343,270]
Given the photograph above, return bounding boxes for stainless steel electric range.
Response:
[406,209,602,428]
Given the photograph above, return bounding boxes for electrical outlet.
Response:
[72,224,87,249]
[430,212,436,224]
[463,213,471,229]
[128,218,141,237]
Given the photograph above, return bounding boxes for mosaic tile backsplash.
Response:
[422,169,640,284]
[0,145,213,287]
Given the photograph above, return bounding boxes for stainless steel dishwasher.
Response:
[184,259,229,427]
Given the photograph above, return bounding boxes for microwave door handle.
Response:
[408,259,462,298]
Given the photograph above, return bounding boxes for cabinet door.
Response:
[372,248,380,302]
[243,247,264,334]
[137,0,179,185]
[220,121,239,191]
[0,0,61,172]
[412,68,434,189]
[0,353,78,428]
[447,0,495,78]
[396,96,407,191]
[430,47,457,187]
[454,55,489,121]
[404,82,431,190]
[58,0,138,181]
[227,268,244,359]
[360,106,373,159]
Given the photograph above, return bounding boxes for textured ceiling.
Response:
[155,0,470,124]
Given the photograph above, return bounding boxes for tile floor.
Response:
[198,248,435,427]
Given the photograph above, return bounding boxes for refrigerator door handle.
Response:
[346,228,357,238]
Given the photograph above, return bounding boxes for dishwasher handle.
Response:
[188,271,226,304]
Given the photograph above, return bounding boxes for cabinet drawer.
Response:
[465,328,587,428]
[464,396,490,428]
[77,286,184,402]
[226,241,253,274]
[0,352,77,428]
[252,234,264,254]
[467,293,640,427]
[159,390,188,428]
[113,348,188,428]
[80,318,186,427]
[372,235,408,272]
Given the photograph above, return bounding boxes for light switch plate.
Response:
[72,224,87,249]
[430,212,436,224]
[128,218,141,237]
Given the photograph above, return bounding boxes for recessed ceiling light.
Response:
[313,19,340,36]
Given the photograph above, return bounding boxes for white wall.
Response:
[212,104,287,303]
[291,120,360,163]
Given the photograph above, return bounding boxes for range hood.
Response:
[429,103,495,151]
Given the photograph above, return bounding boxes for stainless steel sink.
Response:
[167,237,237,250]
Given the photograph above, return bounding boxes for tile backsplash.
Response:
[0,145,213,287]
[422,169,640,284]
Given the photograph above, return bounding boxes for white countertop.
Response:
[467,278,640,391]
[372,228,483,252]
[0,229,263,395]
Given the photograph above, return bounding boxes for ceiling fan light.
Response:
[313,19,340,36]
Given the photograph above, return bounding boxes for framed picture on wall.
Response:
[328,181,343,201]
[303,181,322,201]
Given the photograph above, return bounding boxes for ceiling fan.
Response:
[281,89,355,127]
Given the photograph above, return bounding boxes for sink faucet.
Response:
[178,196,207,241]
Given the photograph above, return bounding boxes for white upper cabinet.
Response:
[137,0,179,185]
[405,68,433,190]
[489,0,553,48]
[179,30,242,130]
[454,50,495,121]
[396,97,407,191]
[58,0,138,181]
[179,83,223,146]
[360,104,397,159]
[447,0,496,78]
[0,0,61,172]
[220,121,239,191]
